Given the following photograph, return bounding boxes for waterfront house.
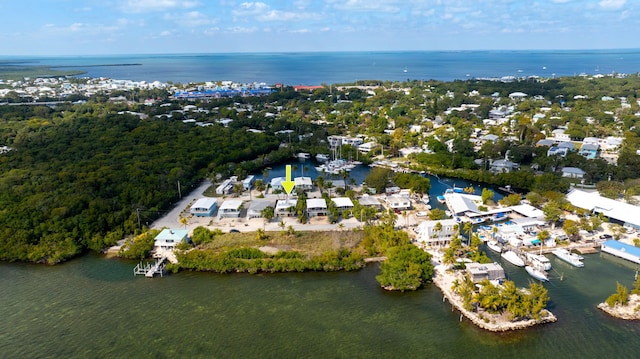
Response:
[270,177,285,192]
[415,219,459,247]
[561,167,586,179]
[466,262,506,283]
[275,198,298,217]
[154,229,188,251]
[294,176,313,191]
[190,198,218,217]
[242,175,255,191]
[307,198,327,217]
[218,199,243,219]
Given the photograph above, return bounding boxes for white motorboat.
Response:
[315,154,330,162]
[296,152,311,160]
[525,265,549,282]
[525,252,552,271]
[552,248,584,268]
[487,241,502,253]
[501,250,525,267]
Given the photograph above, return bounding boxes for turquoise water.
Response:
[1,253,639,358]
[4,49,640,84]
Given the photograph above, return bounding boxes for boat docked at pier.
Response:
[525,252,552,271]
[487,240,502,253]
[552,248,584,268]
[525,265,549,282]
[501,250,525,267]
[315,154,330,162]
[296,152,311,160]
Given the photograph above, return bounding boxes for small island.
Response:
[598,278,640,320]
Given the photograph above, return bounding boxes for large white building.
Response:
[566,189,640,230]
[415,219,459,247]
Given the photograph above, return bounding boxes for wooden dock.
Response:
[133,257,167,278]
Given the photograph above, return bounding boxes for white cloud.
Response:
[599,0,626,9]
[328,0,401,12]
[164,11,215,27]
[257,10,319,21]
[233,2,270,16]
[119,0,201,13]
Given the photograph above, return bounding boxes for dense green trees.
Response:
[453,276,550,321]
[0,104,281,263]
[376,244,434,291]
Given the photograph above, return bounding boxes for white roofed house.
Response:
[307,198,328,217]
[294,176,313,191]
[385,195,411,211]
[415,219,459,247]
[270,177,285,192]
[275,198,298,217]
[218,199,243,219]
[190,198,218,217]
[332,197,354,211]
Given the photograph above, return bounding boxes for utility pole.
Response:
[178,180,182,199]
[136,208,141,228]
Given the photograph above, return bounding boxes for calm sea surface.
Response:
[1,251,639,358]
[4,49,640,85]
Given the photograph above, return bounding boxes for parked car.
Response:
[229,229,240,233]
[416,211,428,217]
[599,234,612,240]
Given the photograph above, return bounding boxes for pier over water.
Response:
[134,257,167,278]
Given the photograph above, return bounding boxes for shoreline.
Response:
[431,263,557,332]
[597,294,640,320]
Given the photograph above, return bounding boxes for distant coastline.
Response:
[49,63,142,68]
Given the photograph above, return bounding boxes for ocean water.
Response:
[1,251,639,358]
[4,49,640,85]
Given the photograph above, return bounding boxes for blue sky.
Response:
[0,0,636,55]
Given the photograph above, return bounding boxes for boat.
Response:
[487,240,502,253]
[437,195,446,203]
[552,248,584,267]
[296,152,311,160]
[315,154,330,162]
[525,252,552,271]
[501,250,525,267]
[525,265,549,282]
[491,213,509,222]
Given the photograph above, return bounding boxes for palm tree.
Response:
[463,221,473,245]
[180,216,188,229]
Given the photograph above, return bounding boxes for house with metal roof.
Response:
[190,198,218,217]
[561,167,586,179]
[154,229,188,250]
[275,198,298,217]
[415,219,459,247]
[218,199,243,219]
[246,199,274,219]
[566,189,640,230]
[601,240,640,265]
[307,198,327,217]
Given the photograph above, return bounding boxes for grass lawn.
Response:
[201,230,364,257]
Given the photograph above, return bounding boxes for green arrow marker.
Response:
[281,164,295,195]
